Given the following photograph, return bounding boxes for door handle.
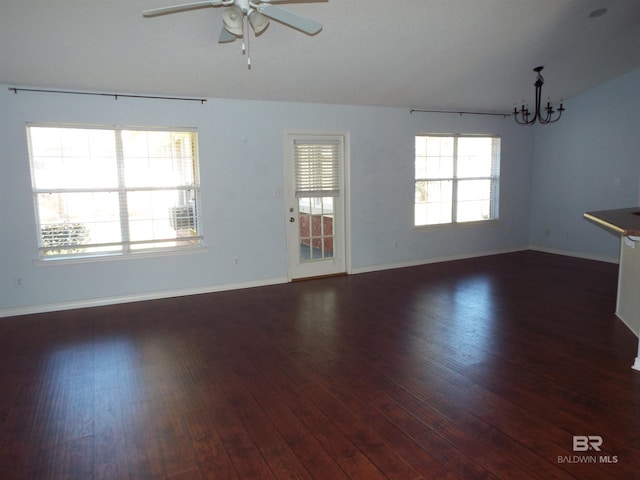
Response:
[289,217,295,223]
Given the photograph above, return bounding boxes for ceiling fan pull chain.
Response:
[244,14,251,69]
[242,17,247,55]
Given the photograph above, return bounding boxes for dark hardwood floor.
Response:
[1,250,639,479]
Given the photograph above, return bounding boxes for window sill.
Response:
[413,219,501,232]
[33,245,209,267]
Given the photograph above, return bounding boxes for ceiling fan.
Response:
[143,0,324,44]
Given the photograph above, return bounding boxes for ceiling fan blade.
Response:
[143,1,225,17]
[259,0,328,3]
[218,26,237,43]
[257,4,322,35]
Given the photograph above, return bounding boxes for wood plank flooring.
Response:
[1,251,639,479]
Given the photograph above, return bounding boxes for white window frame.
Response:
[414,134,500,227]
[27,123,204,261]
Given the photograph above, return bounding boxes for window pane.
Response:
[416,136,454,179]
[30,127,118,189]
[36,192,122,255]
[457,199,491,222]
[426,155,454,178]
[427,180,453,204]
[298,196,335,262]
[457,137,493,178]
[122,130,196,188]
[457,180,492,222]
[426,136,454,157]
[127,190,198,246]
[414,180,452,225]
[458,179,490,201]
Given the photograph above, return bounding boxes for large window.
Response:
[414,134,500,226]
[27,124,202,259]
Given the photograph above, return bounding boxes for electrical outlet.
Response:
[14,277,22,288]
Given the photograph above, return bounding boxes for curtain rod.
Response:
[8,87,207,104]
[410,108,511,118]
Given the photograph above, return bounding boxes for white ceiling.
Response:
[2,0,640,113]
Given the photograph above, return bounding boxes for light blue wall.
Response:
[0,87,533,313]
[529,68,640,261]
[4,67,637,314]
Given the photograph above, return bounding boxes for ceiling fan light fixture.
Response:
[143,0,325,66]
[248,10,269,35]
[223,5,244,36]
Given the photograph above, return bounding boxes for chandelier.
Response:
[513,66,565,125]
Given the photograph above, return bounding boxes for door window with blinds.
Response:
[294,139,341,262]
[414,134,500,226]
[27,124,203,259]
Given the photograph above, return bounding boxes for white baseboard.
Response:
[0,276,288,319]
[528,245,619,264]
[351,246,528,275]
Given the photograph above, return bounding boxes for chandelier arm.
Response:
[525,99,536,125]
[516,111,536,126]
[550,102,565,122]
[542,101,550,123]
[524,102,532,123]
[541,101,562,123]
[516,109,534,125]
[548,109,563,123]
[546,102,555,122]
[514,101,535,125]
[513,107,527,125]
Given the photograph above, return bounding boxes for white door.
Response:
[284,132,348,280]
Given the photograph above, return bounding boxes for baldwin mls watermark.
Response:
[557,436,618,464]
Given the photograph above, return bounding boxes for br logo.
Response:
[573,435,603,452]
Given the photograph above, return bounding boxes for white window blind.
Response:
[27,124,203,259]
[294,140,341,197]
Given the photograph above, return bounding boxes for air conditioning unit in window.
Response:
[169,204,196,230]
